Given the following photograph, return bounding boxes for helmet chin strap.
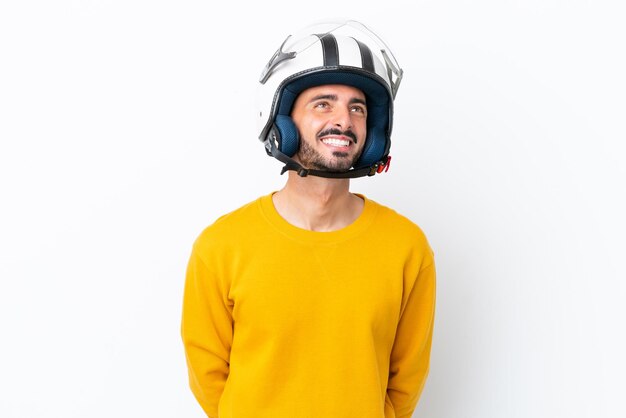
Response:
[269,144,388,179]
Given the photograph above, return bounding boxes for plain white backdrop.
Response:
[1,1,624,417]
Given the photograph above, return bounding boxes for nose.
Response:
[331,106,353,130]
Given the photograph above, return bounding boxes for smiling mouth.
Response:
[317,128,358,145]
[321,138,351,147]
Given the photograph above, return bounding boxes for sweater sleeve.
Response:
[387,261,436,418]
[181,243,233,418]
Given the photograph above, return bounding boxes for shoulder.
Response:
[192,194,268,253]
[367,197,429,238]
[365,196,435,261]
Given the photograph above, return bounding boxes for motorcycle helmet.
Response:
[257,19,403,178]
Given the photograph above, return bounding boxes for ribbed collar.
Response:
[257,192,378,245]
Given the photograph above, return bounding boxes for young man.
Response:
[181,20,436,418]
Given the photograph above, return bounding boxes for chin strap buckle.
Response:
[375,155,392,174]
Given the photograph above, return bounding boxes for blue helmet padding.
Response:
[274,70,391,168]
[274,115,299,156]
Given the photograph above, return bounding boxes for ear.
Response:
[273,115,300,157]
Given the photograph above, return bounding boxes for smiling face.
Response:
[290,84,367,172]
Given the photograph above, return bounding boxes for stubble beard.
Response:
[296,135,363,172]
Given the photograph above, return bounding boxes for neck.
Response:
[272,172,364,232]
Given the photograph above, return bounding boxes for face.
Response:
[290,84,367,171]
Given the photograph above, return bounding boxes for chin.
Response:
[311,160,355,172]
[295,144,361,172]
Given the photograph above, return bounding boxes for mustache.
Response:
[317,128,358,144]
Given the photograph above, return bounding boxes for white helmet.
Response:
[257,19,403,178]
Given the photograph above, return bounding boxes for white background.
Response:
[1,1,624,417]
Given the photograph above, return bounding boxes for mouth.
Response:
[317,128,357,148]
[321,137,352,148]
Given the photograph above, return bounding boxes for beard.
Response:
[296,130,363,172]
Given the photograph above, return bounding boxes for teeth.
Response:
[321,138,350,147]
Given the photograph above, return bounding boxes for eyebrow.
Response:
[309,94,367,106]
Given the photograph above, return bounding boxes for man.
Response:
[181,19,436,418]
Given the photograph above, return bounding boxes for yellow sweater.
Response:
[181,193,436,418]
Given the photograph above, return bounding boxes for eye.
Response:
[350,105,366,114]
[314,101,330,109]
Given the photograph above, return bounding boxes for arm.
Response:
[181,244,233,418]
[387,262,436,418]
